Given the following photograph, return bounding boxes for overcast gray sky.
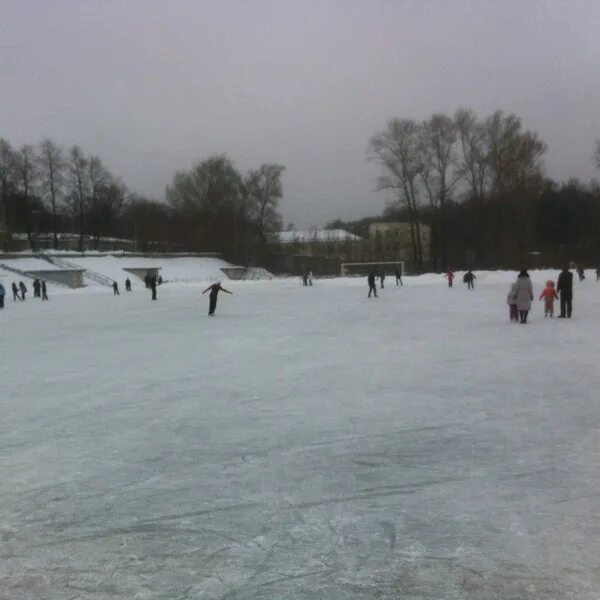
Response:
[2,1,599,227]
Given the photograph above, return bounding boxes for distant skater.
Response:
[0,282,5,308]
[149,276,157,300]
[379,272,385,289]
[506,282,518,322]
[202,282,232,316]
[463,270,476,290]
[19,281,27,300]
[12,282,19,301]
[33,278,41,298]
[302,272,308,286]
[445,271,454,288]
[367,272,378,298]
[308,271,313,286]
[577,265,585,282]
[112,281,120,295]
[596,267,600,281]
[41,280,48,301]
[395,268,403,286]
[125,278,131,292]
[514,270,533,324]
[539,280,558,318]
[557,266,574,318]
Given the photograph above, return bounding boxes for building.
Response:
[266,229,363,275]
[368,222,430,262]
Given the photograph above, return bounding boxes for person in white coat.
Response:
[514,270,534,324]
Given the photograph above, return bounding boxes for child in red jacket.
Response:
[539,280,558,317]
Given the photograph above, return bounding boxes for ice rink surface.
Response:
[1,273,600,599]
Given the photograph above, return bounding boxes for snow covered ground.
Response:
[1,272,600,599]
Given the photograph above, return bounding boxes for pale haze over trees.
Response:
[1,0,599,228]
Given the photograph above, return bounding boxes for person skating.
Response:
[395,268,403,286]
[33,278,41,298]
[539,280,558,318]
[149,276,157,300]
[308,271,313,286]
[557,266,574,318]
[144,272,151,289]
[202,281,232,316]
[463,270,476,290]
[514,270,533,324]
[0,282,5,309]
[379,272,385,289]
[367,272,378,298]
[445,271,454,288]
[12,282,20,301]
[577,265,585,281]
[158,275,163,285]
[112,281,120,295]
[19,281,27,300]
[41,280,48,301]
[596,267,600,281]
[125,278,131,292]
[302,272,308,286]
[506,282,518,322]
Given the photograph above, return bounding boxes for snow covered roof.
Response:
[274,229,362,244]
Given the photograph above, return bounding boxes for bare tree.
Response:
[244,164,285,244]
[87,156,111,248]
[0,138,16,249]
[420,114,459,269]
[38,139,65,249]
[90,179,126,246]
[14,145,38,248]
[166,155,244,257]
[454,108,489,205]
[485,110,546,195]
[369,119,424,268]
[68,145,89,251]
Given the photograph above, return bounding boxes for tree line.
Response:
[364,109,600,270]
[0,138,284,264]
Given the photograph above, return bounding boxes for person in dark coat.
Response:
[158,275,163,285]
[302,272,308,286]
[125,278,131,292]
[112,281,120,295]
[202,282,232,316]
[577,265,585,281]
[557,267,574,318]
[144,273,151,289]
[19,281,27,300]
[33,278,41,298]
[395,268,403,286]
[41,280,48,301]
[463,270,476,290]
[0,282,5,308]
[12,282,20,301]
[596,267,600,281]
[367,272,378,298]
[149,276,157,300]
[379,272,385,289]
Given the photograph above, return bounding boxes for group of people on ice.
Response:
[367,268,403,297]
[111,273,163,300]
[507,267,574,323]
[445,270,476,289]
[0,280,48,308]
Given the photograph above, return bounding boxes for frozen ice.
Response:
[1,272,599,598]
